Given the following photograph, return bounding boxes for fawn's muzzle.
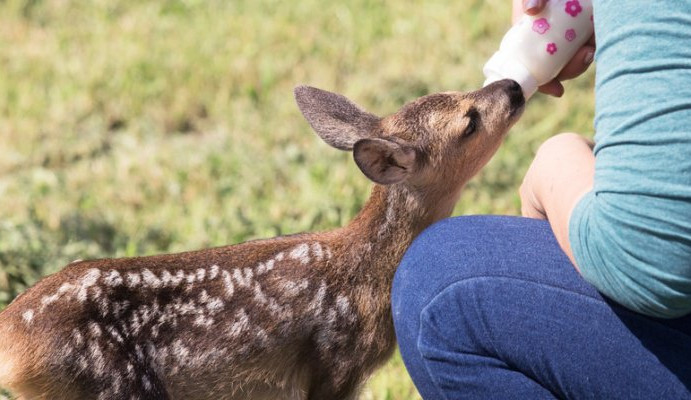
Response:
[503,79,525,114]
[480,79,525,116]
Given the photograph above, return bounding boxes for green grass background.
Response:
[0,0,595,398]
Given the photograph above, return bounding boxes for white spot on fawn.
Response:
[139,305,153,326]
[336,295,351,316]
[103,270,123,287]
[194,315,214,328]
[130,313,142,335]
[83,268,102,285]
[289,243,311,264]
[256,251,284,275]
[41,282,74,312]
[41,293,60,309]
[209,264,220,280]
[142,375,152,391]
[315,308,343,350]
[73,329,84,347]
[233,268,253,288]
[266,297,293,320]
[127,362,135,380]
[255,328,270,345]
[256,260,271,275]
[153,345,169,366]
[253,282,268,305]
[22,309,34,324]
[222,270,234,298]
[256,262,266,275]
[142,269,162,288]
[78,355,89,371]
[282,279,310,297]
[89,322,103,338]
[198,290,210,304]
[107,325,124,343]
[228,309,250,338]
[196,268,206,282]
[113,374,123,393]
[77,269,102,302]
[126,272,142,288]
[327,308,338,326]
[98,298,110,317]
[267,259,277,272]
[59,282,74,295]
[172,340,190,367]
[206,297,224,314]
[309,281,327,316]
[91,286,103,301]
[378,190,398,238]
[311,242,324,260]
[159,270,182,287]
[160,270,173,286]
[135,344,145,361]
[89,340,106,377]
[177,299,196,315]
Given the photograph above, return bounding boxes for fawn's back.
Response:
[0,232,380,399]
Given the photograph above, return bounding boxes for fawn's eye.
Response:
[463,119,477,137]
[463,108,480,137]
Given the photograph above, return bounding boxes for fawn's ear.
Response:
[294,85,380,151]
[353,138,418,185]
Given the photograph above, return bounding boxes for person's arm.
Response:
[519,133,594,269]
[511,0,596,97]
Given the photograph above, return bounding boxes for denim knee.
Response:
[392,217,474,330]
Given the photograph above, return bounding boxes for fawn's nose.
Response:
[502,79,525,111]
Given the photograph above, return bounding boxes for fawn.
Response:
[0,79,524,400]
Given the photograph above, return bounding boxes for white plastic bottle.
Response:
[483,0,594,99]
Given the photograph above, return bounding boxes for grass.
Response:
[0,0,595,398]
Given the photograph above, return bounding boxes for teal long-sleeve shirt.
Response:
[569,0,691,318]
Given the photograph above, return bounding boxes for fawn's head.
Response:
[295,80,524,217]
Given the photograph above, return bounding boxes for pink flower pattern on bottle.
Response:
[546,42,557,55]
[565,28,576,42]
[565,0,582,17]
[532,18,551,35]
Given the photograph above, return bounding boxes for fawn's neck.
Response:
[324,183,459,367]
[336,183,457,285]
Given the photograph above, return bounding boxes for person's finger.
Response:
[555,45,596,81]
[523,0,546,15]
[538,80,565,97]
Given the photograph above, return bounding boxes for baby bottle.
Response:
[483,0,594,99]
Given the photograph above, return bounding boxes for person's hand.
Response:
[511,0,596,97]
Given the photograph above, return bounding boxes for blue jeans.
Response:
[392,216,691,399]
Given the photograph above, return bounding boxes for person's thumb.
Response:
[556,45,596,81]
